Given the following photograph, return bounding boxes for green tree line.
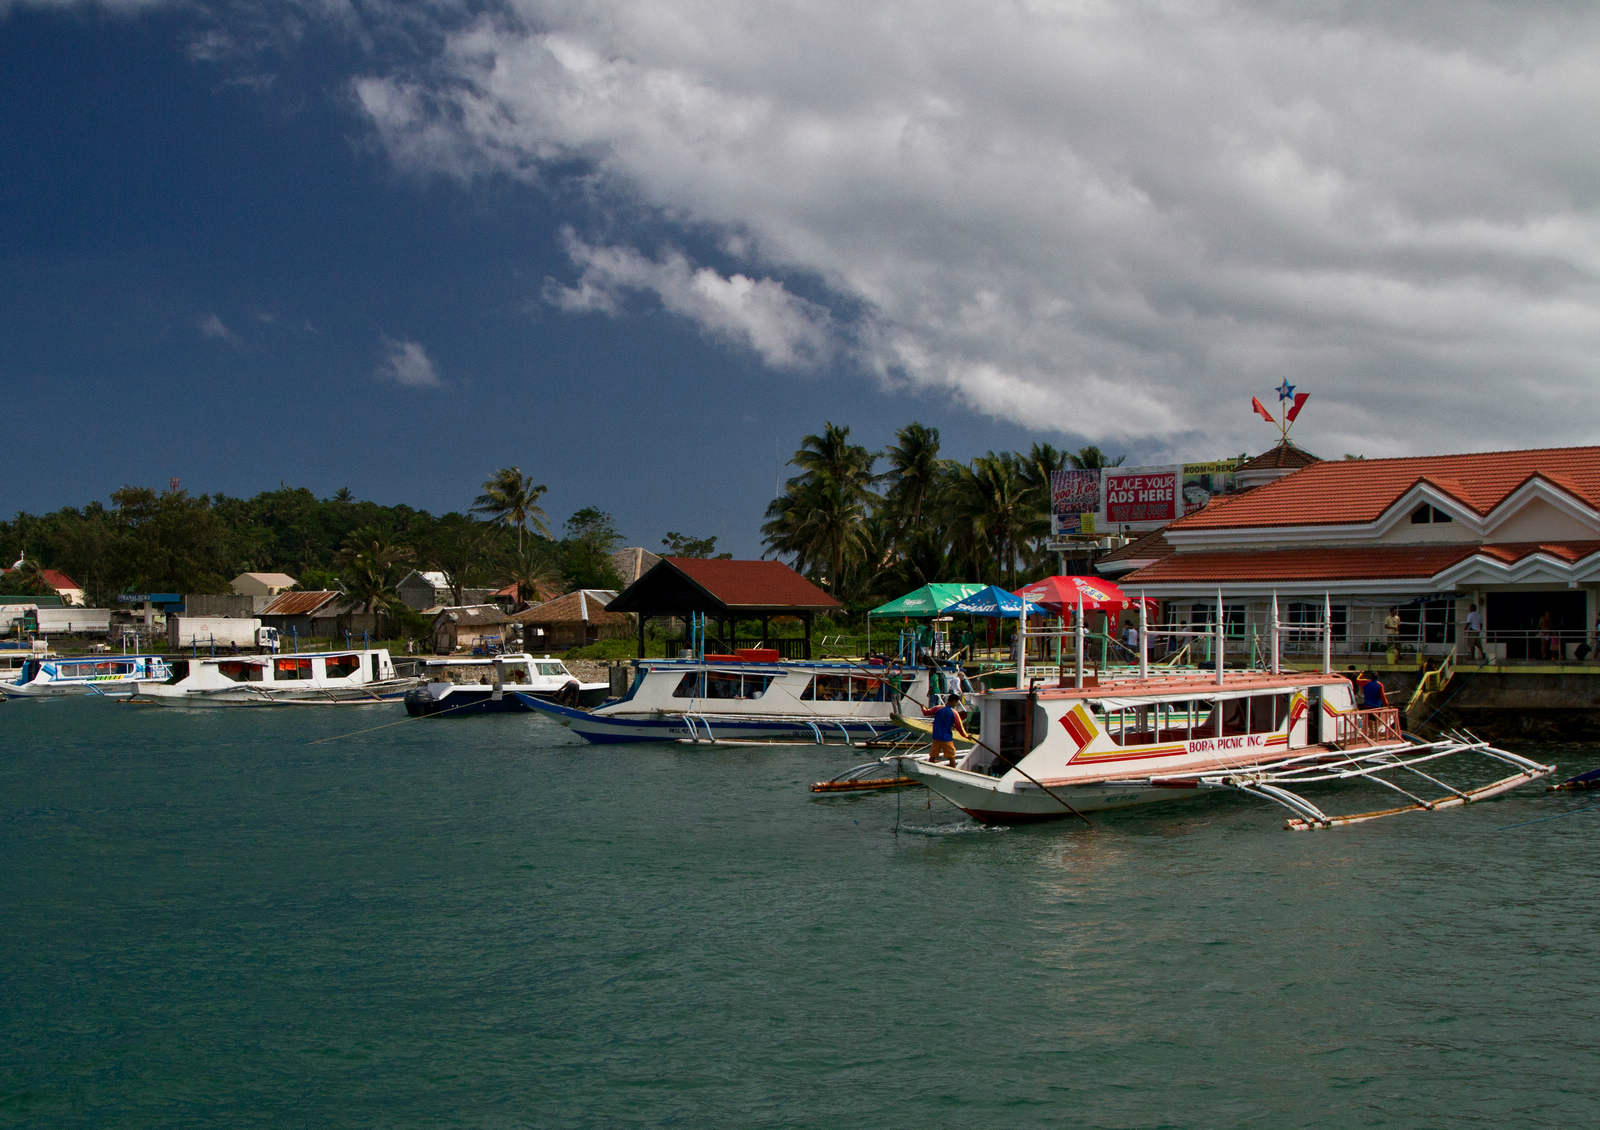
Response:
[0,469,644,613]
[763,421,1125,609]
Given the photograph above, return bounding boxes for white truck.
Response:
[167,616,280,651]
[30,607,113,636]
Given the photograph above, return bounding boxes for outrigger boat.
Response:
[129,648,420,706]
[514,647,967,745]
[2,654,172,698]
[885,595,1553,829]
[403,653,609,717]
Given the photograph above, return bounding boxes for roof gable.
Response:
[1171,446,1600,536]
[259,590,341,616]
[607,558,841,615]
[513,589,628,624]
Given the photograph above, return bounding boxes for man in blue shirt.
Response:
[923,692,972,764]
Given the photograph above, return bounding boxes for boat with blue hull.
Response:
[512,649,965,745]
[2,653,173,698]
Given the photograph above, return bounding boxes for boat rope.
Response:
[1495,798,1600,831]
[304,695,491,744]
[963,735,1092,826]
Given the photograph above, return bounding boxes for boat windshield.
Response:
[534,661,568,677]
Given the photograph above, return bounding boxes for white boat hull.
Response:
[891,756,1203,821]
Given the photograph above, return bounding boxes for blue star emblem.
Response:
[1276,379,1295,402]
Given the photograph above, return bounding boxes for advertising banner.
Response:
[1049,470,1101,536]
[1097,460,1245,533]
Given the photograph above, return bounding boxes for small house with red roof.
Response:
[511,589,630,651]
[606,558,842,658]
[1118,444,1600,662]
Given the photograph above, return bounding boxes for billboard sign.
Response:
[1049,470,1101,536]
[1098,460,1245,533]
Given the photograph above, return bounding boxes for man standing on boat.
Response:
[923,692,972,765]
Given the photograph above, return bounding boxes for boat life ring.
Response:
[555,680,581,707]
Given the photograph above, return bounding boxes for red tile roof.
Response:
[41,569,81,590]
[608,558,842,614]
[666,558,842,610]
[1172,445,1600,530]
[1126,542,1600,584]
[1236,441,1320,473]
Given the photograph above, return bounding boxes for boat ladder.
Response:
[1403,649,1457,725]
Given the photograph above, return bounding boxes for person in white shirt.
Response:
[1465,603,1485,663]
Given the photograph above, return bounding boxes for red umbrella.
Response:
[1014,575,1135,615]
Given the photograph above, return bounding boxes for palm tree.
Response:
[880,422,944,539]
[1069,445,1125,470]
[336,527,411,636]
[1020,442,1072,575]
[472,466,550,554]
[6,554,52,598]
[946,452,1037,588]
[762,423,879,598]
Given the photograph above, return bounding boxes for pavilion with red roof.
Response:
[1117,445,1600,661]
[606,558,842,658]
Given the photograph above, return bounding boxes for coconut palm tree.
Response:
[6,554,52,598]
[880,422,944,540]
[762,423,879,598]
[336,527,411,636]
[1069,445,1125,470]
[472,466,551,554]
[946,452,1037,588]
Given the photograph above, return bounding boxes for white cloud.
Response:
[198,312,239,344]
[376,336,442,388]
[257,2,1600,455]
[543,229,834,370]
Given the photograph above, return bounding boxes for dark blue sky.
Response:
[0,6,1043,558]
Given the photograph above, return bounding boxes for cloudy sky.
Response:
[6,0,1598,556]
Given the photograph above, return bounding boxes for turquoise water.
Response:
[3,700,1598,1128]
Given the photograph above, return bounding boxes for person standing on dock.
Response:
[1465,604,1486,663]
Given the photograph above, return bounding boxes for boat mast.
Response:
[1270,592,1281,675]
[1074,594,1085,690]
[1137,589,1149,679]
[1214,588,1225,685]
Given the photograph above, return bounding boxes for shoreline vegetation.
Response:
[3,424,1135,656]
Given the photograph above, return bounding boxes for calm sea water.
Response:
[3,700,1599,1128]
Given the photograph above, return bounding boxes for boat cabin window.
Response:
[1094,699,1213,747]
[535,661,567,677]
[1094,694,1289,746]
[274,657,314,681]
[672,670,775,699]
[802,673,889,702]
[216,660,263,683]
[325,654,361,680]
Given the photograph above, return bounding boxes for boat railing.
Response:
[1333,706,1403,747]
